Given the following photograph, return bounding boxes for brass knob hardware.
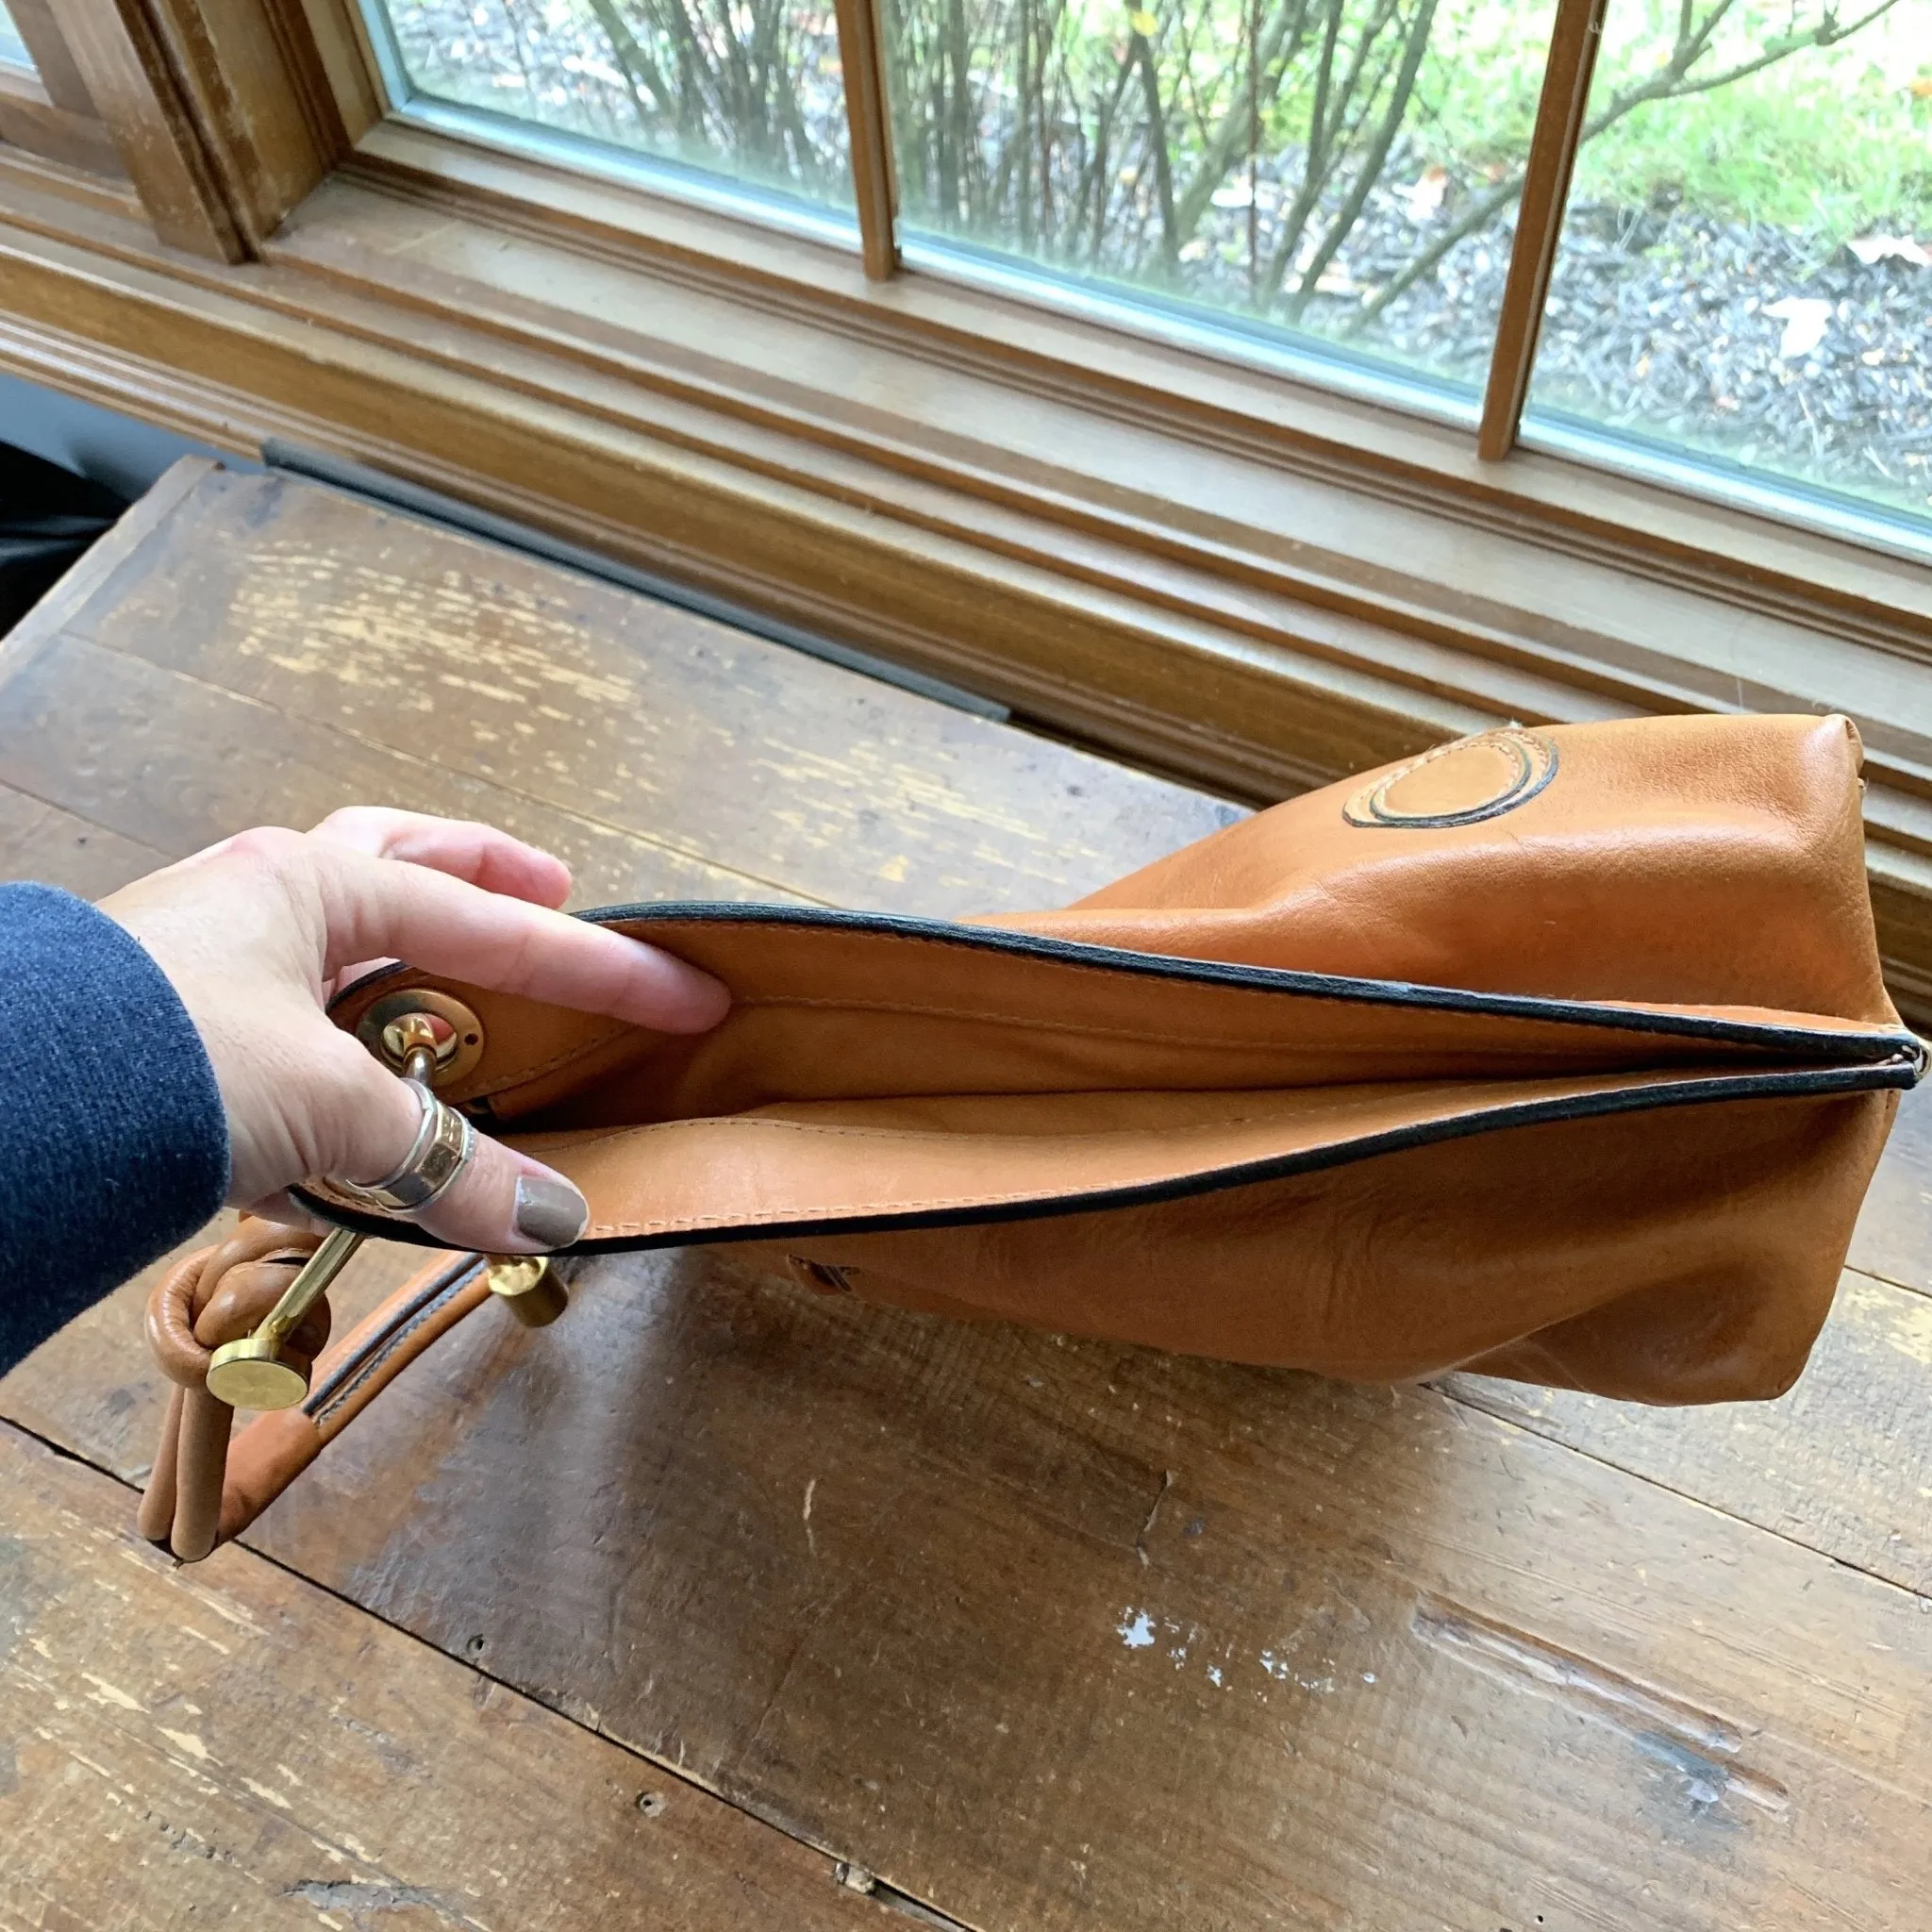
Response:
[200,1334,312,1411]
[355,990,487,1089]
[206,1225,365,1408]
[487,1256,569,1327]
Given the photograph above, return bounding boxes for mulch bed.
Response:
[1344,190,1931,521]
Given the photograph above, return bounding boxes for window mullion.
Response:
[52,0,246,258]
[1476,0,1607,462]
[832,0,899,280]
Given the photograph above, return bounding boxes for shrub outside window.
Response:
[371,0,857,211]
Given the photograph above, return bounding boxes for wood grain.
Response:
[3,0,103,115]
[260,177,1932,747]
[4,151,1929,851]
[1476,0,1607,460]
[831,0,899,280]
[142,0,335,244]
[291,0,382,143]
[1444,1262,1932,1595]
[0,452,211,692]
[0,781,165,894]
[1849,1077,1932,1298]
[0,632,824,908]
[0,1419,899,1932]
[38,465,1240,915]
[193,1255,1932,1930]
[17,1239,1932,1929]
[325,115,1932,649]
[0,75,127,176]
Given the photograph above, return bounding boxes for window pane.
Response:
[0,0,34,71]
[1525,0,1932,535]
[369,0,854,210]
[881,0,1557,395]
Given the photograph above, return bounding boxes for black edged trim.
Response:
[569,902,1920,1065]
[292,1055,1919,1257]
[331,902,1924,1065]
[303,1252,486,1421]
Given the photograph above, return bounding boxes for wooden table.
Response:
[1,458,1927,1930]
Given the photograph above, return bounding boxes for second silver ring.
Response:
[329,1079,475,1215]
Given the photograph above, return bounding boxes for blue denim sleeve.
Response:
[0,883,228,1369]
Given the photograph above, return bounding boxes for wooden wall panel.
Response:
[0,65,125,175]
[5,0,100,111]
[142,0,341,242]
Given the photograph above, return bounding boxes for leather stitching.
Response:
[463,1021,637,1098]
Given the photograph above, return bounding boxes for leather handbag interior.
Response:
[303,711,1923,1405]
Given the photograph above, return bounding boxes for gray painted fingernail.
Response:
[514,1175,589,1249]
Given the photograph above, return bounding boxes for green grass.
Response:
[1416,0,1932,241]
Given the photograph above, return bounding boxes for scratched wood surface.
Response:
[0,1421,899,1932]
[2,458,1929,1930]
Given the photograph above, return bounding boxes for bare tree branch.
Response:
[1284,0,1436,318]
[1343,0,1899,332]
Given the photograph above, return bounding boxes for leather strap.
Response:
[140,1227,493,1562]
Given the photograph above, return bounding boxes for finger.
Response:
[308,808,573,908]
[313,844,730,1033]
[238,1188,332,1233]
[329,1052,588,1254]
[308,811,575,998]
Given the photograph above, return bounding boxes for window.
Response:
[0,2,34,70]
[342,0,1932,546]
[882,0,1542,398]
[5,0,1932,994]
[362,0,857,214]
[1523,0,1932,538]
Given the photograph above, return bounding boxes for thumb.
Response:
[323,1047,589,1255]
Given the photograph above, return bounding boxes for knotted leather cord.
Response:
[139,1221,328,1560]
[140,1226,498,1562]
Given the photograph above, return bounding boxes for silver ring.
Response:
[327,1079,475,1216]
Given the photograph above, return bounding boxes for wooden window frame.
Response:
[2,0,1932,1008]
[0,0,128,182]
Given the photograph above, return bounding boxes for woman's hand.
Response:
[99,808,730,1253]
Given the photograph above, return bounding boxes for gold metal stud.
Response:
[487,1255,569,1328]
[203,1336,311,1411]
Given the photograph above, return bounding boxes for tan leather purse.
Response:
[141,712,1923,1560]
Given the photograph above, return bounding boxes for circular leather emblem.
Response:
[1342,728,1557,829]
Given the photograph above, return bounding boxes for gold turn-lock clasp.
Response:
[357,990,488,1086]
[203,991,564,1409]
[205,1224,366,1409]
[204,1229,568,1408]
